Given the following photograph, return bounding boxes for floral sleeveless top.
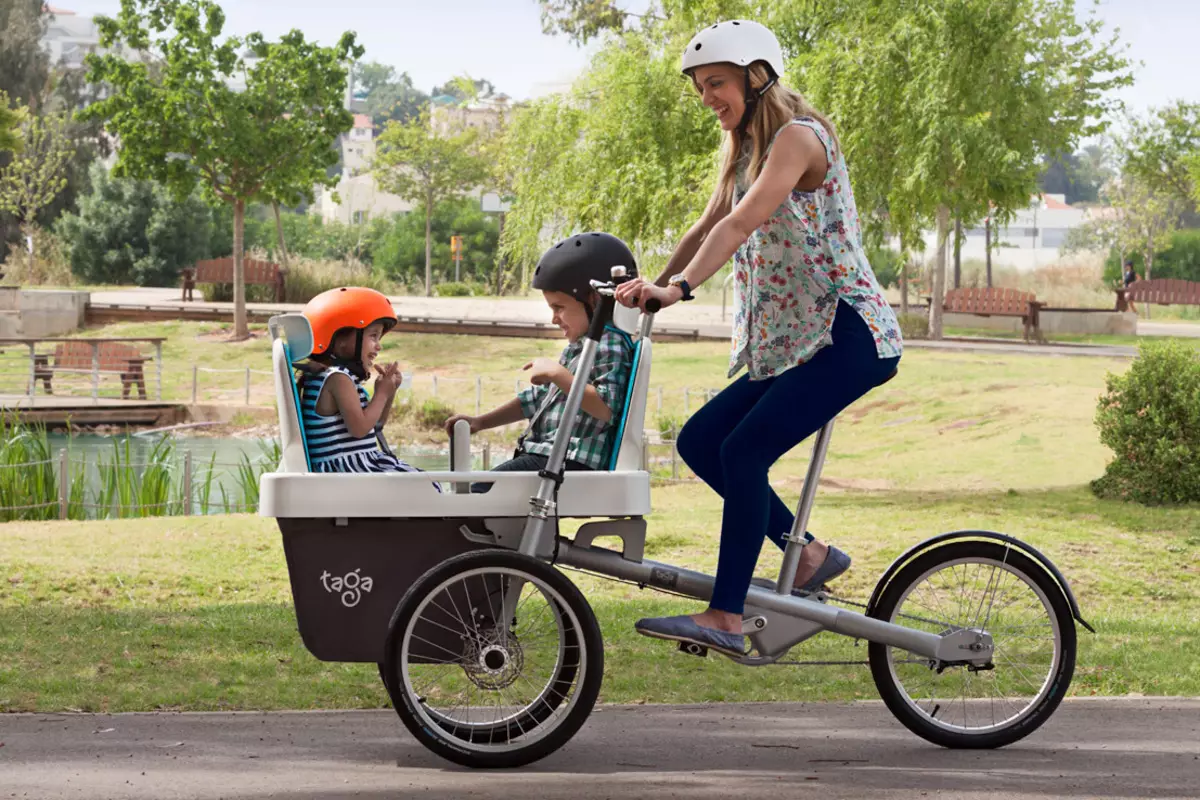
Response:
[730,117,903,380]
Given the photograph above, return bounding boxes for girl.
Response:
[297,286,421,475]
[616,20,903,657]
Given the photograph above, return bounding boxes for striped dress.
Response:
[299,365,422,475]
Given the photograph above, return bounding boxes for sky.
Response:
[54,0,1200,117]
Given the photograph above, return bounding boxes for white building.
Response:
[913,194,1104,271]
[41,5,100,69]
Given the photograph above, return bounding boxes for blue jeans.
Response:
[676,300,900,614]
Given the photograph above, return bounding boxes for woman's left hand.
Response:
[615,277,679,311]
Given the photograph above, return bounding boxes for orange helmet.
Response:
[302,287,397,356]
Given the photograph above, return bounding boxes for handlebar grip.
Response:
[644,298,662,313]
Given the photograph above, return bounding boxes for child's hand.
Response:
[444,414,479,437]
[373,362,404,394]
[524,358,566,387]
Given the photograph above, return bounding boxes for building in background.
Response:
[41,5,100,69]
[912,194,1105,272]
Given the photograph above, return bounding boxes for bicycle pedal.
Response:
[677,641,708,658]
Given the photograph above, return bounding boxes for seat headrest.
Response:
[268,314,314,361]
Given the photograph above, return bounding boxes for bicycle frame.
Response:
[506,280,991,668]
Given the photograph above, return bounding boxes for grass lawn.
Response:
[2,327,1198,710]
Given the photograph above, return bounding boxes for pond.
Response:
[41,433,470,517]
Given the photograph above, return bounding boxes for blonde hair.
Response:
[697,63,840,209]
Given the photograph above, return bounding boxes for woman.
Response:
[616,20,903,657]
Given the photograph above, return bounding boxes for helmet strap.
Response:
[737,66,778,133]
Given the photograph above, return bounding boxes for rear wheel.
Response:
[868,541,1075,748]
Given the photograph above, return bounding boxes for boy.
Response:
[444,233,637,483]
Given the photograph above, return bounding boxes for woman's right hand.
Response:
[444,414,479,437]
[615,277,679,311]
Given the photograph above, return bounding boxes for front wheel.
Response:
[868,541,1076,749]
[383,550,603,768]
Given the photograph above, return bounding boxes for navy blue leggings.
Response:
[676,300,900,615]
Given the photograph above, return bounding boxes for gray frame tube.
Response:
[556,540,942,660]
[776,419,836,594]
[518,337,601,557]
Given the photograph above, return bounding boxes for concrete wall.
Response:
[0,289,89,338]
[944,309,1136,336]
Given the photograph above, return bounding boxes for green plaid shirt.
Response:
[517,326,635,470]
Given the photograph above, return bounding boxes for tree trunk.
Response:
[233,199,248,340]
[928,205,950,340]
[23,223,34,281]
[985,216,993,288]
[1144,236,1153,320]
[271,201,291,273]
[424,190,433,297]
[492,211,507,296]
[900,258,909,315]
[953,217,962,288]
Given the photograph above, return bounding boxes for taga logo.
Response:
[320,568,374,608]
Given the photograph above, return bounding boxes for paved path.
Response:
[2,699,1197,799]
[88,288,1143,358]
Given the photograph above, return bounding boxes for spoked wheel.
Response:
[383,550,603,768]
[868,541,1076,749]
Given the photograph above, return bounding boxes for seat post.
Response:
[775,418,836,595]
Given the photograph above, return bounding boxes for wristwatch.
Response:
[667,273,695,302]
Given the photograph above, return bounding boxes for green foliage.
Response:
[0,113,73,224]
[352,61,429,129]
[500,20,719,273]
[83,0,362,335]
[374,108,492,295]
[373,198,500,287]
[0,90,24,154]
[1092,341,1200,505]
[897,312,930,340]
[0,0,49,109]
[536,0,632,44]
[411,397,456,431]
[866,245,903,289]
[1103,228,1200,284]
[434,281,473,297]
[1122,101,1200,212]
[57,163,217,286]
[801,0,1132,249]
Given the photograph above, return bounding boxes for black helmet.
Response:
[532,232,637,304]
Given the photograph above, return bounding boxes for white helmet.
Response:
[681,20,785,79]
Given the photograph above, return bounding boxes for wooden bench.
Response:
[943,287,1046,343]
[181,257,286,303]
[1117,278,1200,311]
[31,341,152,399]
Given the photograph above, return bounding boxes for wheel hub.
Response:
[462,630,525,690]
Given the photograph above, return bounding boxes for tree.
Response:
[431,77,497,103]
[0,90,23,154]
[374,108,490,296]
[57,162,218,286]
[800,0,1131,337]
[83,0,361,339]
[0,0,49,110]
[1123,102,1200,213]
[536,0,633,44]
[354,61,429,129]
[0,113,73,278]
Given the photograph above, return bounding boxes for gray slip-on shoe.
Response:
[634,614,746,658]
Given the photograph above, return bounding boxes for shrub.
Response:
[1103,228,1200,284]
[865,245,903,289]
[411,397,456,431]
[897,312,929,340]
[1091,340,1200,505]
[434,281,473,297]
[199,254,394,304]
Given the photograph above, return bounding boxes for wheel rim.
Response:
[399,565,587,753]
[883,556,1063,735]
